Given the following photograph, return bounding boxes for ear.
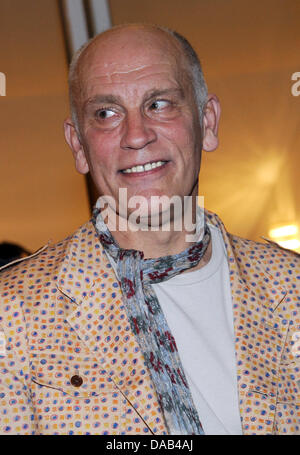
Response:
[202,94,221,152]
[64,118,89,174]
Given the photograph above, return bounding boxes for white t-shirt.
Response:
[106,224,242,435]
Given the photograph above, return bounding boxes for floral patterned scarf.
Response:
[92,204,210,435]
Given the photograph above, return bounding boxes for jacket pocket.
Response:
[30,351,115,397]
[236,320,285,397]
[277,361,300,404]
[29,352,123,434]
[274,362,300,434]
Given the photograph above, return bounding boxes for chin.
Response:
[127,197,183,231]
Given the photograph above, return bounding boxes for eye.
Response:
[149,100,170,111]
[95,108,116,120]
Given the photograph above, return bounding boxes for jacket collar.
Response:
[57,213,288,435]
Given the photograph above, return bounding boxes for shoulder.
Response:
[229,231,299,261]
[228,232,300,282]
[206,209,299,295]
[0,220,94,308]
[0,236,67,289]
[205,209,299,273]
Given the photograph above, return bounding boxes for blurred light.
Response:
[277,239,300,250]
[269,224,298,239]
[268,223,300,252]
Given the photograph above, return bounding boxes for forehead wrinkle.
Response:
[81,66,182,109]
[83,62,176,86]
[102,64,152,75]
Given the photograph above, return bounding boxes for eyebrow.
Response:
[84,94,123,111]
[143,87,185,102]
[84,88,185,111]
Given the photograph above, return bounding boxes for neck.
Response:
[99,194,212,268]
[113,226,212,270]
[114,226,195,258]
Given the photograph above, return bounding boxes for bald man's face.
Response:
[66,29,203,218]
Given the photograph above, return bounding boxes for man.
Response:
[0,24,299,435]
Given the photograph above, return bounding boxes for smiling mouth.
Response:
[121,160,168,174]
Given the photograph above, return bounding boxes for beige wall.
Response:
[0,0,90,252]
[0,0,299,252]
[109,0,300,243]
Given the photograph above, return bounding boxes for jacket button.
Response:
[71,374,83,387]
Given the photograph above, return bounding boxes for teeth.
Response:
[123,161,165,173]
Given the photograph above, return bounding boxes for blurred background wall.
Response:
[0,0,299,252]
[0,0,90,252]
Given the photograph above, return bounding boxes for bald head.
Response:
[68,24,208,132]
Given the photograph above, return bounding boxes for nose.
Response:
[120,110,157,150]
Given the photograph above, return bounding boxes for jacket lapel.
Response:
[56,222,167,435]
[206,211,288,435]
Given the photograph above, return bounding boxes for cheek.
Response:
[160,118,196,151]
[83,129,118,171]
